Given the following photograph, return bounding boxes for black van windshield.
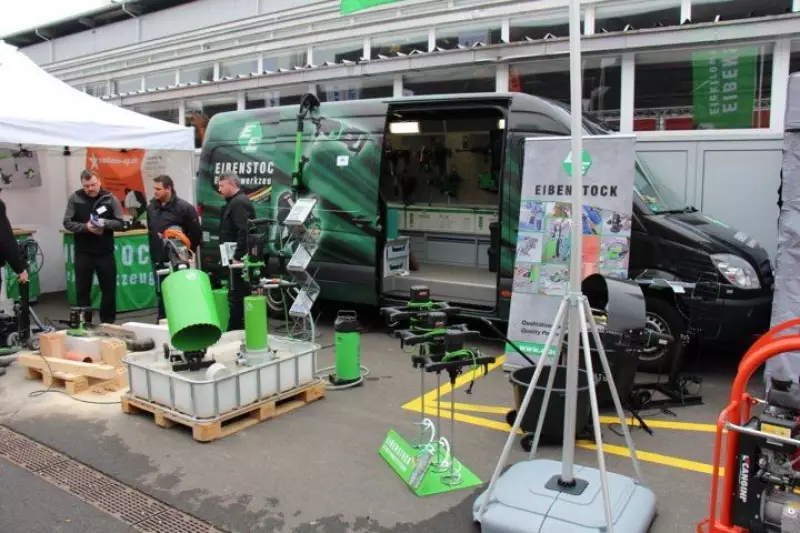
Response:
[551,102,694,215]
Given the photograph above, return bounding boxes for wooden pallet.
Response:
[23,366,127,396]
[120,379,327,443]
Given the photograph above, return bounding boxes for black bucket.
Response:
[509,365,594,445]
[562,332,639,409]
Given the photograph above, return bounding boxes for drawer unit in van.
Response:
[383,237,410,277]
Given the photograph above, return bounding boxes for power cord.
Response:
[27,347,122,405]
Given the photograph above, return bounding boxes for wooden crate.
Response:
[121,379,327,443]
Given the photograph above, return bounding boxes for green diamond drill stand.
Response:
[381,286,461,450]
[380,322,495,496]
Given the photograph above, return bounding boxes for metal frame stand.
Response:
[475,292,647,532]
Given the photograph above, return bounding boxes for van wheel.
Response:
[638,297,686,374]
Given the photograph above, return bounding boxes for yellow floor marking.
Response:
[429,401,513,415]
[405,399,724,477]
[401,356,506,412]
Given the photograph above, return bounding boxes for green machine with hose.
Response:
[314,310,369,390]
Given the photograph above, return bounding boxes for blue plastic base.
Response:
[472,459,656,533]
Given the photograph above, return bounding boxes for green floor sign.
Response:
[63,231,157,313]
[378,429,482,496]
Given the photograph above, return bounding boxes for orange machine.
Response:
[698,318,800,533]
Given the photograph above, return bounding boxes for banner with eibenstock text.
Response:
[505,135,637,369]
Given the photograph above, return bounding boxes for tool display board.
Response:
[62,229,156,313]
[505,135,637,368]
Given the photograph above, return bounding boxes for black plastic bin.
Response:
[509,365,594,445]
[561,332,639,409]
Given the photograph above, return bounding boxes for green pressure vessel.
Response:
[334,311,362,383]
[212,288,229,331]
[162,269,222,353]
[244,295,268,352]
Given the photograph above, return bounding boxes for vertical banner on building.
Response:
[340,0,405,14]
[692,47,758,129]
[0,145,42,189]
[505,135,637,369]
[85,148,146,216]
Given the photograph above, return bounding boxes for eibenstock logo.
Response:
[239,122,263,153]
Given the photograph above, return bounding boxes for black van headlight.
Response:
[711,253,760,289]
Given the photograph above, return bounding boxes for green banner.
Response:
[63,232,157,313]
[340,0,404,14]
[378,429,482,496]
[692,47,758,129]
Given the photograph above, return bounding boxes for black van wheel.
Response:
[638,296,686,374]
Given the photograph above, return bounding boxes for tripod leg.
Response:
[476,296,569,520]
[528,313,568,461]
[577,299,615,533]
[583,298,646,483]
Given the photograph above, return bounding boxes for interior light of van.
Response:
[498,119,506,130]
[710,253,760,290]
[389,121,420,134]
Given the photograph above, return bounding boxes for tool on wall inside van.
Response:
[698,319,800,533]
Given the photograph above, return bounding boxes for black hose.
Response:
[126,337,156,352]
[479,317,538,367]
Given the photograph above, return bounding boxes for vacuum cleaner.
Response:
[698,318,800,533]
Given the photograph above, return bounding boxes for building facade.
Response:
[6,0,800,259]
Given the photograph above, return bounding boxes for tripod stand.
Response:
[473,291,656,533]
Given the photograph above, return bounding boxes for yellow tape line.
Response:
[404,402,723,477]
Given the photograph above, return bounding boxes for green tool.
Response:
[66,307,92,337]
[319,310,366,389]
[291,93,321,199]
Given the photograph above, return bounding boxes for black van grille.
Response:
[676,256,718,284]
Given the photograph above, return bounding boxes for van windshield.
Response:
[557,103,695,215]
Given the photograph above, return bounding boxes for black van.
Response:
[197,92,774,371]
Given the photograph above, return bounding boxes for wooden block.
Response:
[17,353,119,380]
[39,331,67,359]
[100,339,127,368]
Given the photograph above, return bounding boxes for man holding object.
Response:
[146,175,202,322]
[63,170,124,324]
[218,173,255,331]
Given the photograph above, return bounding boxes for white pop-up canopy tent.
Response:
[0,41,196,294]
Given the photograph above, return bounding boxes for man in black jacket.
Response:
[63,170,124,324]
[0,194,28,376]
[218,172,255,331]
[147,175,202,322]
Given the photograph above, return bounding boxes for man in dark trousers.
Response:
[0,193,28,376]
[63,170,124,324]
[147,175,202,322]
[218,172,255,331]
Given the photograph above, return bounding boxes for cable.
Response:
[26,344,121,405]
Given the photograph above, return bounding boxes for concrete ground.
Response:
[0,294,754,533]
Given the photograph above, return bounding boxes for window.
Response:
[180,64,214,84]
[319,77,394,102]
[262,49,308,71]
[791,40,800,75]
[220,57,258,78]
[510,10,569,41]
[435,20,503,49]
[133,101,180,124]
[313,40,363,65]
[245,87,307,109]
[508,56,622,127]
[85,82,109,98]
[634,46,773,131]
[690,0,793,23]
[113,77,141,94]
[144,71,175,90]
[595,0,682,32]
[403,66,496,96]
[372,31,429,58]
